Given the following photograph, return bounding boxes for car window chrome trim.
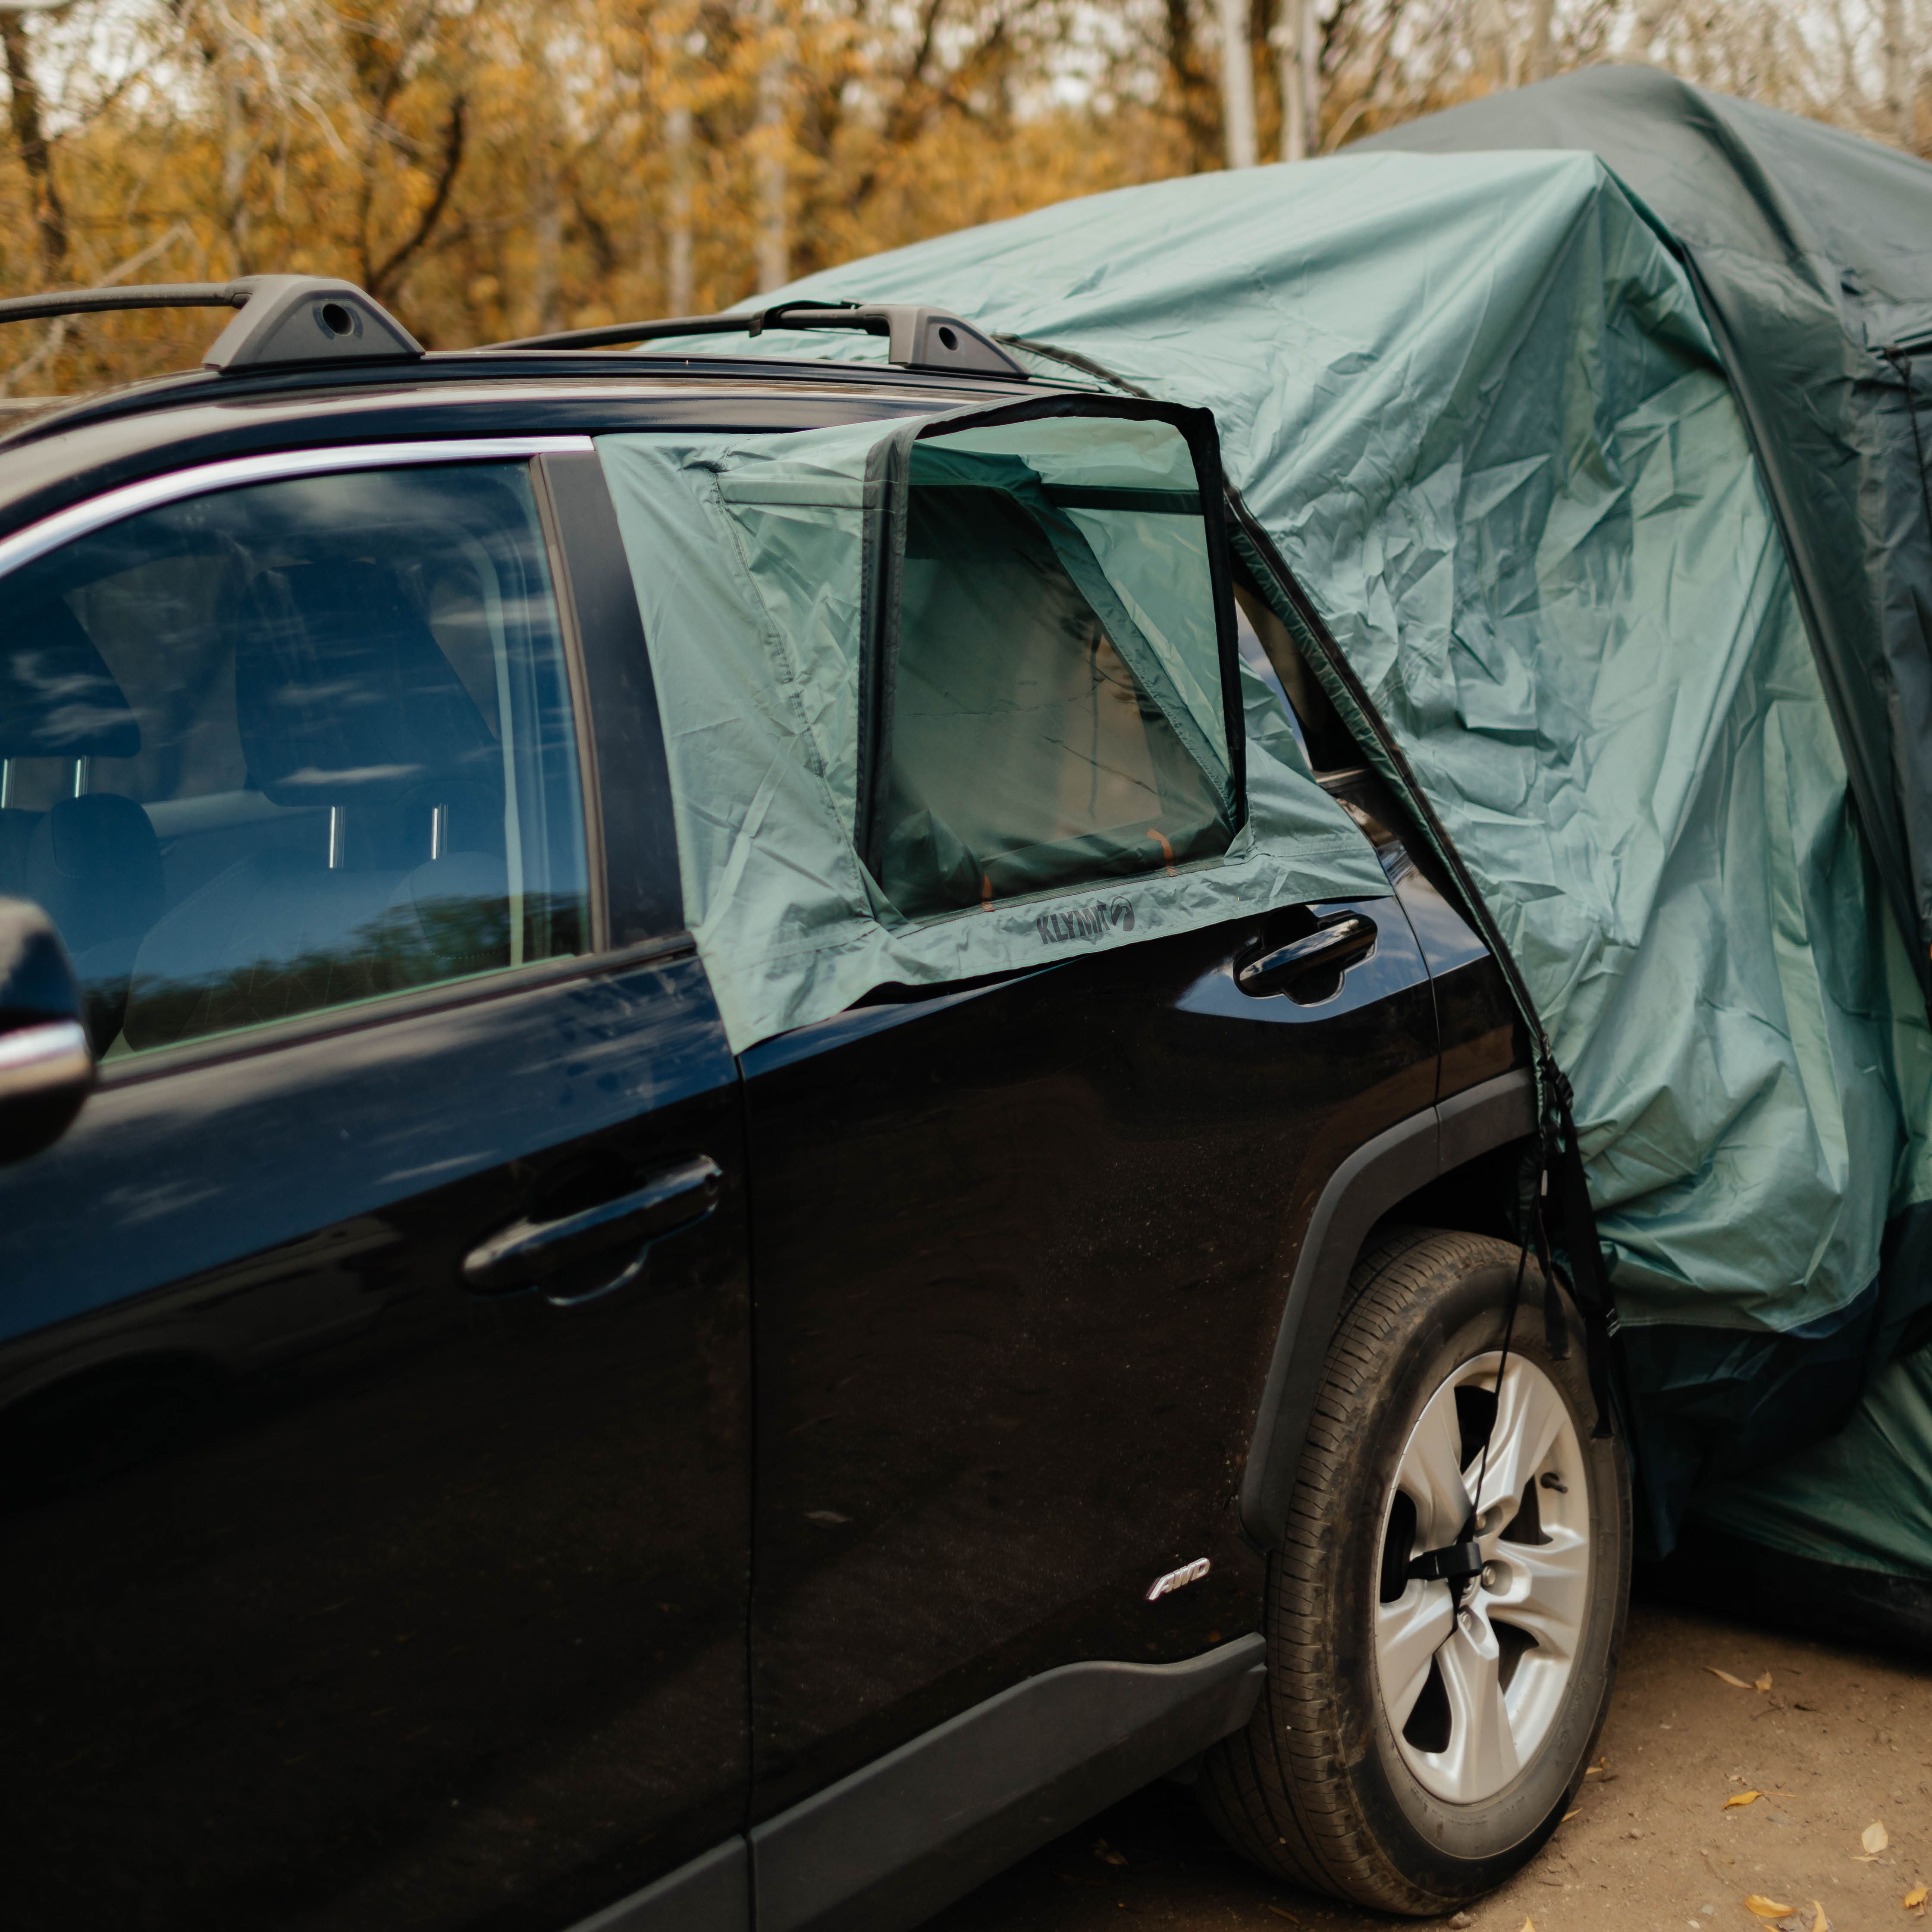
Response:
[0,435,598,582]
[94,931,700,1091]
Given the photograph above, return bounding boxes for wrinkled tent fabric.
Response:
[597,417,1386,1052]
[1360,68,1932,993]
[1358,74,1932,1625]
[684,142,1932,1591]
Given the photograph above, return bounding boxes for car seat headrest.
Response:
[0,596,141,761]
[27,792,164,959]
[234,557,498,809]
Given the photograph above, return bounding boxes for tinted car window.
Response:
[877,423,1236,919]
[0,461,589,1056]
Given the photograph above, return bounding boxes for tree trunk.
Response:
[530,169,562,336]
[1219,0,1258,168]
[665,99,695,314]
[1,10,65,277]
[755,0,789,295]
[1883,0,1912,144]
[1276,0,1303,158]
[1163,0,1220,176]
[219,57,252,275]
[1297,0,1321,157]
[1528,0,1555,82]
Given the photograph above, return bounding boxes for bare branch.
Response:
[366,89,466,298]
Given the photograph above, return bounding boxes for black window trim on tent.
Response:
[852,391,1247,904]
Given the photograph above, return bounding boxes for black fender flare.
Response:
[1238,1068,1537,1549]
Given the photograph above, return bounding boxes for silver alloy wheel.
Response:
[1373,1349,1592,1804]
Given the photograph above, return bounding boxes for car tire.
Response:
[1198,1224,1630,1913]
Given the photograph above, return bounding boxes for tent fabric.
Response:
[1358,67,1932,999]
[680,141,1932,1585]
[596,414,1386,1053]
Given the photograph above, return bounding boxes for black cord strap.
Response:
[1542,1069,1617,1440]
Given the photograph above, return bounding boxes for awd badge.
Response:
[1145,1557,1211,1602]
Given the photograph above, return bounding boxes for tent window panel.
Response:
[878,480,1234,919]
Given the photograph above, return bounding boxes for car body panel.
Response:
[0,949,752,1930]
[737,897,1436,1815]
[0,350,1532,1932]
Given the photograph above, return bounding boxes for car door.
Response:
[738,411,1439,1821]
[0,442,751,1932]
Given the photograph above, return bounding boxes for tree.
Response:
[0,0,1922,395]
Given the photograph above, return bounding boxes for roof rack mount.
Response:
[489,300,1028,379]
[0,276,423,373]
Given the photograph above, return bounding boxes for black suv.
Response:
[0,276,1626,1932]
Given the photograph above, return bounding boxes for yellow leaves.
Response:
[1902,1883,1927,1910]
[1756,1672,1774,1691]
[1706,1665,1772,1691]
[1091,1837,1127,1866]
[1725,1791,1763,1808]
[1518,1919,1537,1932]
[1746,1898,1795,1919]
[1868,1822,1893,1855]
[1808,1902,1828,1932]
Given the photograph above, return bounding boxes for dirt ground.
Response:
[931,1596,1929,1932]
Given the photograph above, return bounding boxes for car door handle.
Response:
[461,1154,723,1305]
[1236,912,1378,1001]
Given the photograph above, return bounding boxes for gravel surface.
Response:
[929,1596,1929,1932]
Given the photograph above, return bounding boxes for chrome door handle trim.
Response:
[462,1154,722,1303]
[1236,913,1378,997]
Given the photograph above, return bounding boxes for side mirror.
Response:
[0,897,94,1164]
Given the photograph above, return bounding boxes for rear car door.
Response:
[0,442,750,1931]
[739,409,1438,1841]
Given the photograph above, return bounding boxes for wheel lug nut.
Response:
[1480,1561,1500,1590]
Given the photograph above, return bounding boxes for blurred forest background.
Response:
[0,0,1926,392]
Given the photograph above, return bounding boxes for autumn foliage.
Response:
[0,0,1923,396]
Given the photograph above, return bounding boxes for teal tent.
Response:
[637,88,1932,1643]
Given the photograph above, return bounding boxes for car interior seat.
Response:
[0,596,151,1046]
[123,554,508,1052]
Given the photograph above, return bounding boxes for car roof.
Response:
[0,350,1050,546]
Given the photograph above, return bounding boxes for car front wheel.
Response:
[1198,1226,1630,1913]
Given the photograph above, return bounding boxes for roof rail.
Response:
[489,300,1028,379]
[0,276,423,373]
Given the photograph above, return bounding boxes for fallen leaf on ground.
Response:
[1707,1667,1754,1688]
[1756,1672,1773,1692]
[1747,1898,1795,1918]
[1561,1809,1581,1822]
[1904,1885,1927,1910]
[1267,1908,1298,1922]
[1726,1792,1763,1809]
[1868,1823,1892,1855]
[1519,1919,1536,1932]
[1093,1838,1127,1866]
[1810,1902,1828,1932]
